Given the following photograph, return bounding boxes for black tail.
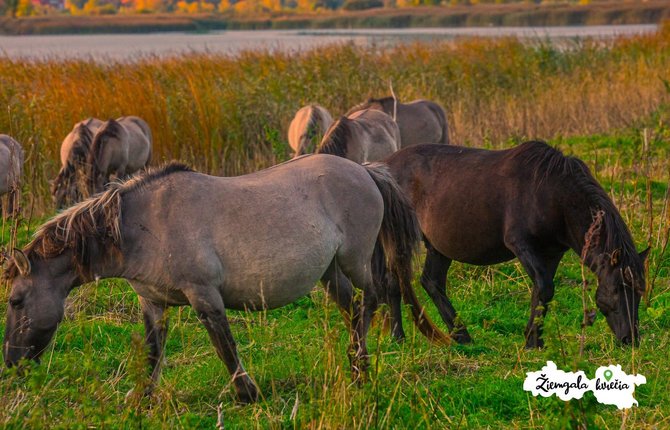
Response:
[365,163,450,345]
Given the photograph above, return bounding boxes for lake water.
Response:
[0,24,657,62]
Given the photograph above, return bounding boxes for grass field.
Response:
[1,25,670,429]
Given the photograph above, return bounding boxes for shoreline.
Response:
[0,1,668,36]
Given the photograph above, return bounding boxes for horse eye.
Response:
[9,297,24,309]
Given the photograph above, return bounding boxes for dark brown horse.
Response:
[382,142,649,348]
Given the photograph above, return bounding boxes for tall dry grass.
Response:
[1,24,669,214]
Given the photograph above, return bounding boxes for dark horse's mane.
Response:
[5,162,193,280]
[317,117,350,158]
[513,141,638,270]
[345,96,397,116]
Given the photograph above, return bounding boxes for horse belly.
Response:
[421,209,514,265]
[219,234,338,311]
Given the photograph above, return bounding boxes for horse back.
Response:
[118,155,383,309]
[116,116,153,170]
[385,144,568,265]
[347,109,401,162]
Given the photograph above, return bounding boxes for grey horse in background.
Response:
[52,118,103,208]
[0,135,24,217]
[4,155,448,404]
[288,104,333,157]
[317,109,401,164]
[87,116,152,195]
[347,97,450,146]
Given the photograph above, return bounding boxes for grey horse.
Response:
[288,104,333,157]
[87,116,152,195]
[0,135,24,217]
[52,118,103,208]
[347,97,449,146]
[3,155,447,403]
[317,109,401,163]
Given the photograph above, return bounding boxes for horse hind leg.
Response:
[371,241,405,342]
[184,286,259,403]
[321,259,356,325]
[339,259,379,382]
[420,241,472,344]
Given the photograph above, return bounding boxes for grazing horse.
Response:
[87,116,152,195]
[0,135,24,217]
[381,142,649,348]
[346,97,449,146]
[317,109,401,164]
[288,104,333,157]
[52,118,103,208]
[3,156,447,403]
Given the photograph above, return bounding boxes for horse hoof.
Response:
[452,328,472,344]
[391,331,406,343]
[236,384,259,404]
[524,339,545,349]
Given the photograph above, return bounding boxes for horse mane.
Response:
[345,96,398,116]
[512,141,639,271]
[317,117,350,158]
[5,162,193,281]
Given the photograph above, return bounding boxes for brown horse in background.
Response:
[382,142,648,348]
[347,97,449,146]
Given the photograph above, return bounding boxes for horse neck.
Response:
[560,185,632,272]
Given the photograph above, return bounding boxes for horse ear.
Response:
[12,248,31,277]
[610,248,621,266]
[638,246,651,262]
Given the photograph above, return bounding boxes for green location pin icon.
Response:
[604,369,613,381]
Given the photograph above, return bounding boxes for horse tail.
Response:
[364,163,451,345]
[301,105,321,154]
[428,102,450,145]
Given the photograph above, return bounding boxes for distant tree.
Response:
[15,0,33,16]
[4,0,19,17]
[342,0,381,10]
[295,0,316,11]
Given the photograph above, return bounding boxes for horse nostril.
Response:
[620,335,632,345]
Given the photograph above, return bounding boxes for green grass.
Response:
[1,130,669,428]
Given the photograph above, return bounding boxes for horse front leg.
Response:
[138,296,169,394]
[504,236,563,349]
[185,288,259,403]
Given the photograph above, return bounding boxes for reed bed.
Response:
[1,24,669,213]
